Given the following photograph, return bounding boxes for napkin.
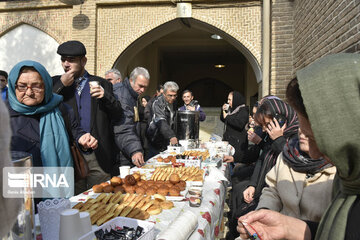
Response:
[156,210,198,240]
[207,166,229,182]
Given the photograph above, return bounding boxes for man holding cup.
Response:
[53,40,122,193]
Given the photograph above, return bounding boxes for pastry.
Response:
[160,200,174,209]
[100,182,110,187]
[169,187,180,196]
[146,187,157,196]
[103,185,114,193]
[146,205,162,215]
[132,172,141,182]
[135,186,146,195]
[123,184,135,194]
[92,184,103,193]
[110,176,122,186]
[157,188,168,196]
[114,185,125,194]
[169,173,180,184]
[124,175,137,186]
[154,193,166,202]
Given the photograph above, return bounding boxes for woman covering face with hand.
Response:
[7,60,98,169]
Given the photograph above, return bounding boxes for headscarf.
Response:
[254,98,299,197]
[296,53,360,240]
[7,60,73,168]
[282,135,331,175]
[228,91,246,116]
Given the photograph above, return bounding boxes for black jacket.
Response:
[7,101,86,167]
[220,91,249,163]
[147,94,177,151]
[52,74,122,174]
[113,78,143,165]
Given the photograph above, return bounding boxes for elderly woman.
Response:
[237,53,360,240]
[7,60,97,169]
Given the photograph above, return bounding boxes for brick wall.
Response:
[270,0,295,99]
[96,1,262,77]
[293,0,360,71]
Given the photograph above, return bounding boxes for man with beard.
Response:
[53,40,122,193]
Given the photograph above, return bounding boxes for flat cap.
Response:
[57,40,86,56]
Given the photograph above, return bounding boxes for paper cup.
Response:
[119,166,130,178]
[89,81,99,88]
[37,198,71,240]
[59,209,82,240]
[79,211,92,236]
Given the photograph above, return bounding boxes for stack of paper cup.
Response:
[37,198,71,240]
[59,209,91,240]
[119,166,130,178]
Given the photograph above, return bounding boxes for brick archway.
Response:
[112,18,261,83]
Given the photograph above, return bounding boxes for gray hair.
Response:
[129,67,150,83]
[163,81,179,93]
[105,68,122,81]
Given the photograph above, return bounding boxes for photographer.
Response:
[178,90,206,121]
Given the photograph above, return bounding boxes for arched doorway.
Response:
[112,18,260,140]
[0,24,63,76]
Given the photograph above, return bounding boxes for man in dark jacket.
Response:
[147,81,179,158]
[52,40,122,193]
[113,67,150,167]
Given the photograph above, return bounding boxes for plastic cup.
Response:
[88,81,99,88]
[79,211,92,236]
[59,209,82,240]
[119,166,130,178]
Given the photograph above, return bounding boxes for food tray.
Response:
[79,217,155,240]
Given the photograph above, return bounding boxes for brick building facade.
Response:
[0,0,359,99]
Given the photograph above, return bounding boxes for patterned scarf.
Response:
[282,136,331,175]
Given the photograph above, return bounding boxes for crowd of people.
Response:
[0,38,359,240]
[0,40,207,196]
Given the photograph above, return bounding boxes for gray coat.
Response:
[113,78,143,165]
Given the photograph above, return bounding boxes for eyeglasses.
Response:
[16,84,44,93]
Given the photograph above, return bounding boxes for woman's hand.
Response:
[266,118,286,140]
[223,155,234,163]
[237,209,311,240]
[78,133,98,150]
[243,186,255,203]
[248,131,262,144]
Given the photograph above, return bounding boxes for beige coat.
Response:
[256,154,336,222]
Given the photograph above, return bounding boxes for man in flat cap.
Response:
[53,40,122,194]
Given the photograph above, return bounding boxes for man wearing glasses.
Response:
[0,70,8,101]
[147,81,179,158]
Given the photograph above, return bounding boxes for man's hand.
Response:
[60,69,76,87]
[78,133,98,150]
[90,85,105,99]
[170,137,178,145]
[131,152,144,167]
[237,209,311,240]
[223,155,234,163]
[266,118,286,140]
[248,131,262,144]
[243,186,255,203]
[186,106,196,111]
